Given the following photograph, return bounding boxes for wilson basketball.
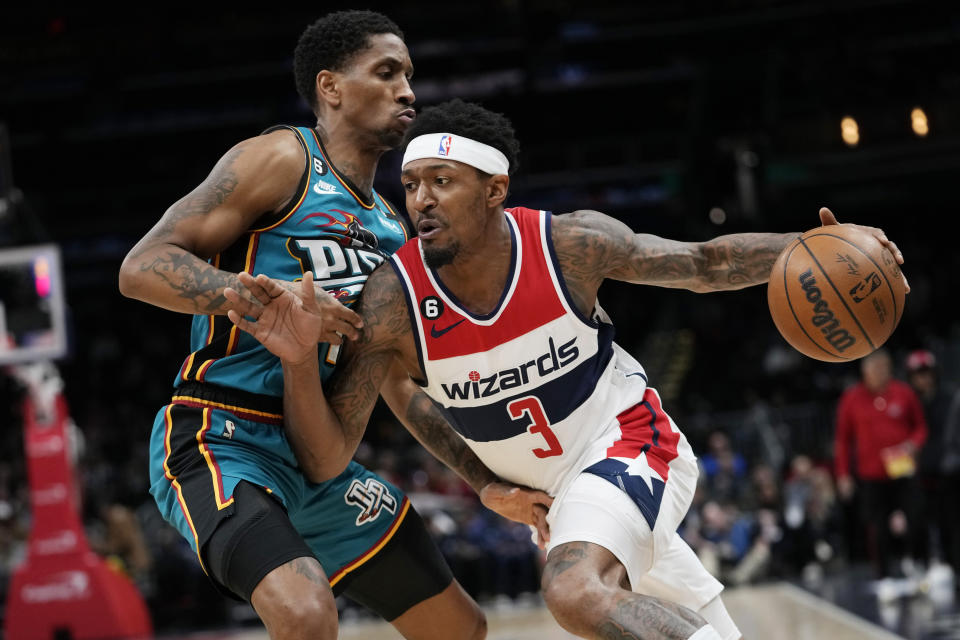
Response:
[767,225,906,362]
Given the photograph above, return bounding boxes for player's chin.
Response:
[423,242,458,269]
[379,126,406,148]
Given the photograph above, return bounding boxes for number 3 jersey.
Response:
[175,125,410,397]
[390,207,698,499]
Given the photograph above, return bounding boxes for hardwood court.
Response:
[177,582,903,640]
[342,583,904,640]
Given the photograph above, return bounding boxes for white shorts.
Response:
[546,470,723,612]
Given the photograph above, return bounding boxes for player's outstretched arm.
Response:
[380,361,553,547]
[552,206,905,297]
[118,131,303,314]
[552,209,795,295]
[222,270,366,479]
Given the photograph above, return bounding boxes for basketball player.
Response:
[118,16,551,640]
[225,100,906,640]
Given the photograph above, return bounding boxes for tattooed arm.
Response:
[118,130,304,314]
[551,206,905,312]
[227,268,555,540]
[380,359,498,492]
[379,364,554,544]
[552,210,795,301]
[227,264,413,480]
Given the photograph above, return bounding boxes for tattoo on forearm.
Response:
[700,232,793,289]
[138,250,239,313]
[554,209,798,295]
[122,146,248,313]
[405,389,494,490]
[327,268,411,444]
[328,347,392,445]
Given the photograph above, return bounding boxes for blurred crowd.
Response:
[2,295,959,633]
[677,342,960,604]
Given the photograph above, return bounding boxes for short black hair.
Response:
[294,10,404,112]
[404,99,520,175]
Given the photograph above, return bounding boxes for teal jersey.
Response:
[173,125,410,396]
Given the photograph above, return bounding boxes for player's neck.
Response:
[436,210,512,315]
[314,124,384,198]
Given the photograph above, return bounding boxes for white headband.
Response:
[402,133,509,175]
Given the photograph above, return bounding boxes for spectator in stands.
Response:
[834,349,928,580]
[906,349,960,581]
[687,499,755,583]
[778,455,842,584]
[699,429,749,505]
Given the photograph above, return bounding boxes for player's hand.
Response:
[266,275,363,342]
[818,206,910,292]
[480,481,554,550]
[225,272,358,363]
[245,270,362,343]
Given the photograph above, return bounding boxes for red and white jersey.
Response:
[389,207,697,502]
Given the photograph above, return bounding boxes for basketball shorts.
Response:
[147,393,450,614]
[546,443,725,614]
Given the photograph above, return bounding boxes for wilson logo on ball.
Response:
[798,269,857,352]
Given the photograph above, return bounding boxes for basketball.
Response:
[767,225,906,362]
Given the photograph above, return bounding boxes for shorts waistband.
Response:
[171,382,284,425]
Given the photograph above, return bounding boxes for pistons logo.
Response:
[438,135,453,156]
[344,478,397,526]
[298,210,378,249]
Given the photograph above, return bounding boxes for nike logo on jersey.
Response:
[313,179,338,195]
[430,319,465,338]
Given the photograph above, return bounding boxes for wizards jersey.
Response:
[174,125,410,397]
[390,207,697,499]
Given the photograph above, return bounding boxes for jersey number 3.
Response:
[507,396,563,459]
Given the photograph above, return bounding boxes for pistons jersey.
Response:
[390,207,697,512]
[174,125,409,397]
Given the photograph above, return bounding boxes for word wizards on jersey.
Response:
[390,207,698,506]
[175,125,409,399]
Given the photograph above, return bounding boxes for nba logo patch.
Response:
[438,135,453,156]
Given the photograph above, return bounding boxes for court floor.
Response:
[173,582,907,640]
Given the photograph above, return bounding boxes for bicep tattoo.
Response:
[129,145,245,261]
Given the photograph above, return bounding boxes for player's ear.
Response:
[316,70,341,108]
[486,174,509,208]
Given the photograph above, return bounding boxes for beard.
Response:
[423,241,459,270]
[377,126,405,149]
